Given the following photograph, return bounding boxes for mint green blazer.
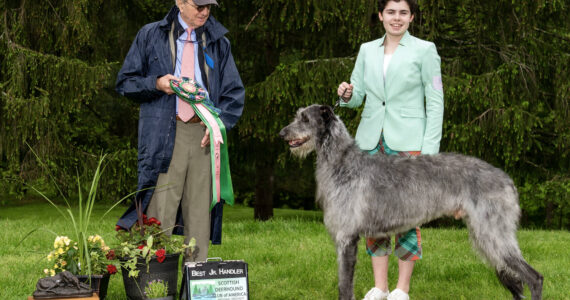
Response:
[340,31,444,154]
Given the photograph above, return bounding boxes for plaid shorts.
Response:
[365,135,422,261]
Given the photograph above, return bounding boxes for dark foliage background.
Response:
[1,0,568,228]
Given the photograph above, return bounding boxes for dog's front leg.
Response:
[336,235,359,300]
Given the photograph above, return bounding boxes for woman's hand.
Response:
[337,82,354,102]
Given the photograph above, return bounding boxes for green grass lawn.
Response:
[0,202,568,299]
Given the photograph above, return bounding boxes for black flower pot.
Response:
[76,274,111,300]
[120,253,180,300]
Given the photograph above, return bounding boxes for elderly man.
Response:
[116,0,244,262]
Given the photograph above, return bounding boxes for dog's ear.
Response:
[320,105,335,125]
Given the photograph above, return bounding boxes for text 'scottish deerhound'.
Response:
[279,105,543,300]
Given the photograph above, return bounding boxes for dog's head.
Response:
[279,105,336,158]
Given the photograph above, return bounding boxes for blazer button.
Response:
[382,102,386,106]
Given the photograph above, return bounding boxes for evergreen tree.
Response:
[0,0,153,201]
[218,0,569,225]
[1,0,568,227]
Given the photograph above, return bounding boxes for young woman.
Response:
[337,1,444,299]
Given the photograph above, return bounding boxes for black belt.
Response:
[176,114,201,123]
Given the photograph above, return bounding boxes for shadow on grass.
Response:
[222,205,323,223]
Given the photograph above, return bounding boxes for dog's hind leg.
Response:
[506,256,544,300]
[468,227,528,299]
[495,268,524,300]
[464,209,543,300]
[336,235,360,300]
[493,255,544,300]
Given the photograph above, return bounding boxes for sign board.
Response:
[181,259,249,300]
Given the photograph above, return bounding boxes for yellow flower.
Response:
[60,260,67,267]
[50,269,55,276]
[56,248,65,255]
[89,234,103,244]
[54,236,62,249]
[47,252,54,261]
[43,269,50,275]
[54,236,71,248]
[53,263,58,269]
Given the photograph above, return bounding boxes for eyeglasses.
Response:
[187,2,211,12]
[178,37,203,44]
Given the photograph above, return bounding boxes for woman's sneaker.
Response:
[387,289,409,300]
[363,287,390,300]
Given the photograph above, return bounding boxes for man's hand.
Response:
[200,122,210,147]
[337,82,354,102]
[156,74,181,95]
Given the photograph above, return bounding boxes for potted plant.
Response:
[43,235,118,299]
[115,211,195,300]
[144,279,172,300]
[22,153,135,299]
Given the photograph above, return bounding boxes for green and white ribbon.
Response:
[171,78,234,210]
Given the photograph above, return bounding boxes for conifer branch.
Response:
[533,27,570,43]
[245,5,263,31]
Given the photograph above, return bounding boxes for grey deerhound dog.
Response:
[279,105,543,300]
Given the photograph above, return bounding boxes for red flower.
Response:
[107,264,117,275]
[106,250,116,260]
[155,248,166,263]
[147,217,161,226]
[115,225,124,231]
[138,245,145,250]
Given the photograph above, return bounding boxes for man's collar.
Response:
[178,13,190,32]
[176,13,197,39]
[177,12,209,39]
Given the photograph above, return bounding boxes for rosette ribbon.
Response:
[170,78,234,210]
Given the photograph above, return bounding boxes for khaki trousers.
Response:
[147,120,211,262]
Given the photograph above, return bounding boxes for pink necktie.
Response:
[178,28,195,121]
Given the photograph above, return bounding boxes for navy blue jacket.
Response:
[115,6,245,244]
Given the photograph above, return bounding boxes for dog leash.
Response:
[333,89,347,112]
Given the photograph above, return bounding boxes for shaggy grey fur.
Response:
[279,105,543,300]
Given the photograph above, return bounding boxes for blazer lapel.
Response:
[385,32,411,90]
[377,37,386,99]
